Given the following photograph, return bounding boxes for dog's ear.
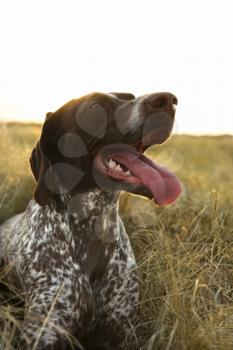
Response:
[109,92,135,101]
[30,112,60,206]
[32,152,53,206]
[30,142,41,182]
[30,113,55,182]
[30,102,86,206]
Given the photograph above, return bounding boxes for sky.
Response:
[0,0,233,134]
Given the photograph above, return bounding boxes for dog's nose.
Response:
[146,92,178,114]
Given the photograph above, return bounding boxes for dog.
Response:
[0,92,181,349]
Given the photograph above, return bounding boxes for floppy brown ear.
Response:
[30,113,58,206]
[30,143,55,206]
[30,142,41,182]
[30,105,85,206]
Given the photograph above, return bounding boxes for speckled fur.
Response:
[0,189,139,349]
[0,91,177,349]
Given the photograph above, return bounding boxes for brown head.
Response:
[30,92,181,207]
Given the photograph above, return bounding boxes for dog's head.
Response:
[30,92,182,206]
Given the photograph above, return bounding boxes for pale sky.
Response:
[0,0,233,134]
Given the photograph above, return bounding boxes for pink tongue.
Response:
[113,152,182,206]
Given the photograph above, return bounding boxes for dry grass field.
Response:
[0,122,233,349]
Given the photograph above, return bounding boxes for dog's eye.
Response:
[89,102,104,109]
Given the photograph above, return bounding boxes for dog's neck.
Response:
[43,188,121,243]
[68,189,120,219]
[32,188,121,246]
[68,189,121,243]
[50,175,120,219]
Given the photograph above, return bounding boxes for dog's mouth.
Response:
[93,140,182,206]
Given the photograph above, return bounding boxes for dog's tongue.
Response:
[113,152,182,206]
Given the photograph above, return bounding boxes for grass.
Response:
[0,122,233,349]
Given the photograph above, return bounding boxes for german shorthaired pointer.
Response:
[0,92,181,349]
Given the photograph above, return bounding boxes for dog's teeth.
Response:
[108,159,117,168]
[116,164,122,171]
[108,159,129,173]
